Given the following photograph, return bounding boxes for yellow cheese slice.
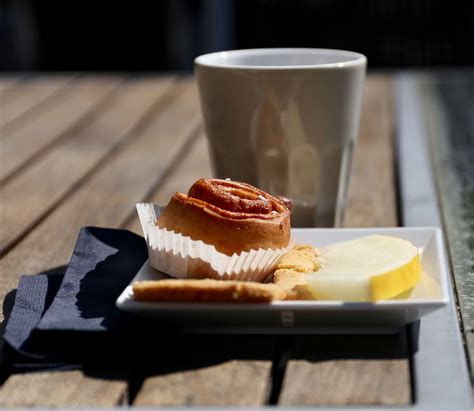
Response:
[305,235,422,301]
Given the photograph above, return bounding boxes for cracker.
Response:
[273,269,314,300]
[275,245,321,272]
[272,244,321,300]
[133,279,286,303]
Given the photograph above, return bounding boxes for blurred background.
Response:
[1,0,473,72]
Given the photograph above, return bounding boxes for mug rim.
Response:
[194,48,367,70]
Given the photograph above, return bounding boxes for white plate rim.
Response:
[116,226,450,312]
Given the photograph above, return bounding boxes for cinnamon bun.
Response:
[156,178,291,255]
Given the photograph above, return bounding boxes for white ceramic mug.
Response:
[194,48,366,227]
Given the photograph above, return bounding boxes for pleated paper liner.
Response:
[136,203,294,282]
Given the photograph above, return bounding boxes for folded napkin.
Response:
[3,227,148,371]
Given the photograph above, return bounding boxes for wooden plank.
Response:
[0,77,22,93]
[278,334,410,406]
[0,76,119,183]
[281,360,407,405]
[278,76,411,406]
[134,360,272,407]
[0,79,202,407]
[344,75,397,228]
[125,134,212,234]
[128,136,275,407]
[133,336,274,407]
[0,76,74,130]
[0,371,126,407]
[0,77,174,255]
[0,78,197,318]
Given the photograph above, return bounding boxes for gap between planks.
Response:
[0,75,412,408]
[126,77,407,407]
[0,77,204,407]
[126,135,275,407]
[119,124,203,231]
[127,76,410,407]
[0,76,123,185]
[275,75,411,406]
[0,76,77,133]
[0,76,179,256]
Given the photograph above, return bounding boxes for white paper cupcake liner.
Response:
[136,203,294,282]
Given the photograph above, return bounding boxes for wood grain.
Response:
[0,76,119,183]
[135,360,272,407]
[133,335,274,408]
[126,133,212,234]
[0,76,73,130]
[0,77,174,255]
[278,76,411,406]
[0,79,199,311]
[0,371,126,407]
[0,75,411,407]
[344,75,397,228]
[278,333,410,406]
[0,79,201,407]
[129,136,275,406]
[280,359,408,405]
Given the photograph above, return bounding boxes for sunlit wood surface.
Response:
[0,74,411,407]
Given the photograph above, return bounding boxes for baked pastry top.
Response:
[156,178,291,255]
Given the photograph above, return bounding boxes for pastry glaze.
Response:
[156,178,291,255]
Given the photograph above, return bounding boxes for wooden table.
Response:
[0,73,468,408]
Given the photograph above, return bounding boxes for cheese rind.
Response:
[306,235,421,301]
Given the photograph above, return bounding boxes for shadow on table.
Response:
[99,327,412,377]
[1,287,19,383]
[81,333,279,397]
[1,254,417,390]
[283,329,411,361]
[82,329,414,404]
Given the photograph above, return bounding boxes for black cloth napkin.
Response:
[3,227,149,371]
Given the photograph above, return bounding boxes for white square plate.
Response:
[116,227,449,334]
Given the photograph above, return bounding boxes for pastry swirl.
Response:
[156,178,291,255]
